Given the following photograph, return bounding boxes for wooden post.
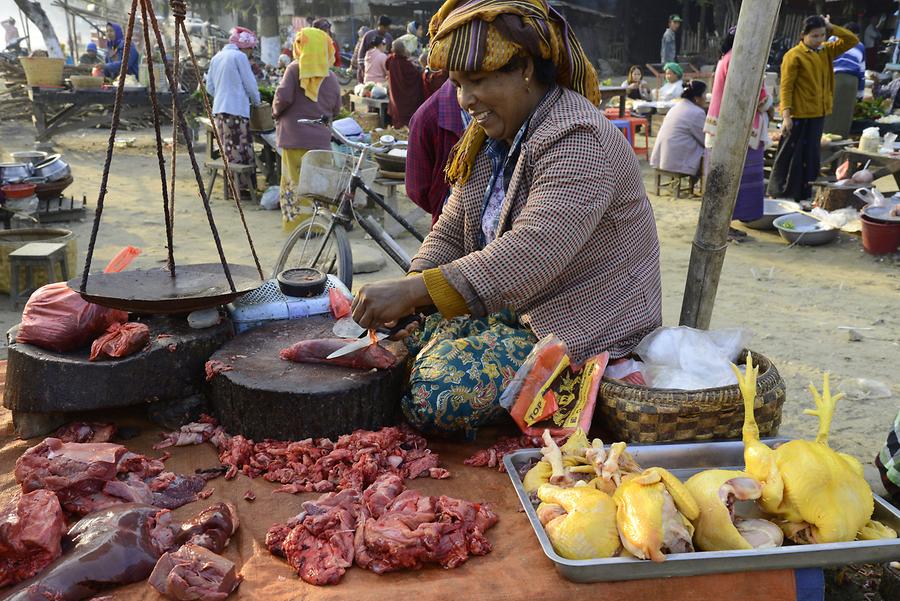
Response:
[679,0,782,329]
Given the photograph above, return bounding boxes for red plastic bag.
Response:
[328,288,352,320]
[16,247,141,353]
[89,322,150,361]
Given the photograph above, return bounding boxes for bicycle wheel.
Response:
[273,214,353,289]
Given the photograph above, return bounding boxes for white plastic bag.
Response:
[260,185,280,210]
[634,326,751,390]
[840,378,893,401]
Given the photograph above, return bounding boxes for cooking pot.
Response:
[32,154,70,182]
[0,163,31,184]
[10,151,48,166]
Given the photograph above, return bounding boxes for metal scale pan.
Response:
[70,263,263,314]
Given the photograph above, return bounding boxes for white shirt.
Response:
[656,80,684,102]
[205,44,261,119]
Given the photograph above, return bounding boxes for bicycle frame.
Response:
[295,117,426,273]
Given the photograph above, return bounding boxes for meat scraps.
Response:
[14,438,210,518]
[463,435,548,473]
[154,419,449,494]
[204,360,233,382]
[89,321,151,361]
[148,544,242,601]
[279,338,397,370]
[266,473,498,585]
[53,422,117,443]
[0,490,66,587]
[3,502,240,601]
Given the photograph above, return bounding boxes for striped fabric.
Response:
[427,0,600,185]
[410,87,662,364]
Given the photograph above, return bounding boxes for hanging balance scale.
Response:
[69,0,264,313]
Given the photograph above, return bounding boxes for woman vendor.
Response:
[705,28,771,235]
[655,62,685,102]
[767,16,858,201]
[650,80,707,180]
[623,65,651,101]
[273,27,342,229]
[103,22,139,79]
[351,0,661,438]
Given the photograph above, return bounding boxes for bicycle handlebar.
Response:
[296,116,368,150]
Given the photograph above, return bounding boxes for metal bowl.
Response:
[0,162,31,184]
[773,213,839,246]
[744,199,803,230]
[10,151,48,166]
[32,154,70,182]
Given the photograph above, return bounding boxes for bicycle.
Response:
[271,117,426,290]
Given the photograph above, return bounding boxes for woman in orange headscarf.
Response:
[273,27,343,229]
[351,0,661,438]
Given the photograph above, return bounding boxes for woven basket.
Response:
[596,350,785,443]
[20,57,65,87]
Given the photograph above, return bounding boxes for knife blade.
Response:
[325,314,422,360]
[326,331,389,359]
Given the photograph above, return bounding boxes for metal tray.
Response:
[70,263,263,314]
[504,439,900,583]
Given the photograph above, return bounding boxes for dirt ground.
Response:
[0,117,897,484]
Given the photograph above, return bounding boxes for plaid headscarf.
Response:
[428,0,600,185]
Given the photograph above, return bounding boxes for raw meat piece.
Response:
[268,474,497,585]
[204,360,233,382]
[5,502,240,601]
[279,338,397,370]
[464,434,555,472]
[15,438,211,517]
[53,422,117,443]
[2,504,162,601]
[197,488,214,500]
[153,422,218,450]
[88,322,150,361]
[0,490,66,587]
[149,544,242,600]
[271,490,360,585]
[328,288,351,320]
[154,420,448,495]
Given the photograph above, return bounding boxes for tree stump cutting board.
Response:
[206,317,407,441]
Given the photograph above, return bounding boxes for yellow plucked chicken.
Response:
[613,467,700,561]
[537,483,620,560]
[735,352,896,544]
[685,469,784,551]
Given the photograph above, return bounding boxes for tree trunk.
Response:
[257,0,280,66]
[12,0,63,58]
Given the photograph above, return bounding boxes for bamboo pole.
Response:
[679,0,782,329]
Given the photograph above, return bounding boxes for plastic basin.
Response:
[861,214,900,255]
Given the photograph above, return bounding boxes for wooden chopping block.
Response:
[813,182,868,211]
[206,316,407,441]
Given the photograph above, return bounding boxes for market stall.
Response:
[28,87,188,143]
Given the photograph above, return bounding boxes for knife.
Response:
[325,314,421,360]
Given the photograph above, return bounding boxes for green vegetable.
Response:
[854,98,890,121]
[781,220,795,230]
[258,84,276,105]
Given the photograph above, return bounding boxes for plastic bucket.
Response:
[0,228,78,294]
[1,183,36,199]
[860,214,900,255]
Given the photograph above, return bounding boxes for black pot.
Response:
[277,268,327,298]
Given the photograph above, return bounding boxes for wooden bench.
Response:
[654,167,704,199]
[204,160,258,203]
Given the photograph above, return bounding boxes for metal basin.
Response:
[744,199,803,230]
[0,163,31,184]
[10,151,48,166]
[32,154,71,182]
[774,212,839,246]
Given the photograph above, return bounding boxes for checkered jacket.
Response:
[410,86,662,363]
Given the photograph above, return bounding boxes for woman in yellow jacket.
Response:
[767,15,858,200]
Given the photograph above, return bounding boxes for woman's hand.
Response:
[351,275,430,330]
[782,113,793,135]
